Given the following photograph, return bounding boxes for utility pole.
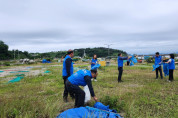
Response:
[83,50,86,58]
[104,44,113,56]
[14,50,15,60]
[18,50,19,60]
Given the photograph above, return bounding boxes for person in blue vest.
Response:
[91,54,98,81]
[118,53,131,82]
[165,54,175,82]
[66,68,99,108]
[154,52,163,79]
[62,49,74,102]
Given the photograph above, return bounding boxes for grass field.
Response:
[0,63,178,118]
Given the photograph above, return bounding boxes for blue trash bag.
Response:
[130,56,137,63]
[163,63,169,77]
[130,61,134,66]
[91,64,101,70]
[129,55,137,66]
[152,64,160,71]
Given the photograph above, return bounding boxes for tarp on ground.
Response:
[42,59,51,63]
[26,67,33,69]
[9,71,18,73]
[0,71,4,73]
[44,70,51,73]
[18,71,29,72]
[8,77,24,83]
[57,102,123,118]
[163,63,169,77]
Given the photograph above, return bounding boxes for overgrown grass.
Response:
[0,63,177,118]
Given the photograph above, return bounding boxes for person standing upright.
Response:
[62,49,74,102]
[154,52,163,79]
[91,54,98,81]
[166,54,175,82]
[118,53,131,83]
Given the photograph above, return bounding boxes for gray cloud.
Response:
[0,0,178,54]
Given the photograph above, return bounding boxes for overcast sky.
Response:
[0,0,178,54]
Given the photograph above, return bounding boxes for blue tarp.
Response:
[152,63,169,76]
[152,64,160,71]
[91,64,101,70]
[94,102,117,113]
[42,59,51,63]
[8,77,24,83]
[0,71,4,73]
[57,102,123,118]
[130,55,137,66]
[44,70,51,73]
[26,67,33,69]
[130,61,134,66]
[9,71,18,73]
[163,63,169,77]
[94,102,110,111]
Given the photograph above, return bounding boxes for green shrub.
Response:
[3,62,10,66]
[100,96,125,112]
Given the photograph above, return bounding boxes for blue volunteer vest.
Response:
[169,58,175,70]
[68,69,92,86]
[118,56,127,67]
[91,59,97,68]
[62,55,73,76]
[155,56,162,66]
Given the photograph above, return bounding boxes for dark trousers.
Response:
[169,69,174,81]
[118,67,123,82]
[66,80,85,107]
[127,61,130,66]
[63,76,74,98]
[156,66,163,79]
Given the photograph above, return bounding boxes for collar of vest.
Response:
[66,55,71,59]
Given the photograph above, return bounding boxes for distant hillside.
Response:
[0,40,127,60]
[36,47,127,59]
[73,47,127,58]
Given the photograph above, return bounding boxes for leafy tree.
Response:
[0,40,9,60]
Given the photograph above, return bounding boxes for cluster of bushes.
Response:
[145,57,155,63]
[0,61,10,66]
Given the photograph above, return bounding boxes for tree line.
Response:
[0,40,127,60]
